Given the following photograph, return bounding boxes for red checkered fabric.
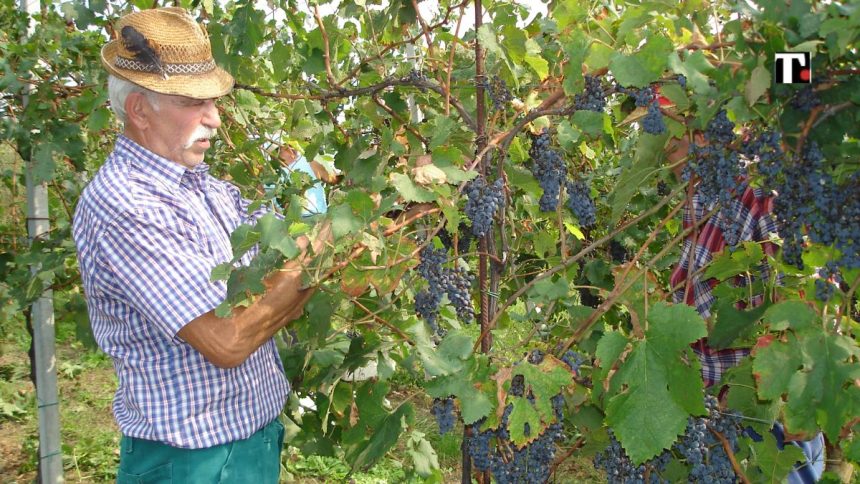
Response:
[670,184,780,387]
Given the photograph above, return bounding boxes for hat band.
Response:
[114,56,217,76]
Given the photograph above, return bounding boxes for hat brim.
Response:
[101,41,234,100]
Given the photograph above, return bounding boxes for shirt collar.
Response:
[115,135,211,193]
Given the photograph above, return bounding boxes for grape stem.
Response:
[795,104,825,155]
[707,425,751,484]
[312,6,339,88]
[548,436,586,478]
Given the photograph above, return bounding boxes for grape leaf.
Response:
[257,213,299,259]
[513,356,573,425]
[604,302,707,464]
[390,173,438,203]
[609,49,662,88]
[425,372,493,425]
[749,433,806,483]
[762,301,817,331]
[753,329,860,439]
[703,241,765,280]
[406,431,441,478]
[751,332,804,401]
[609,134,665,224]
[329,204,363,239]
[745,63,771,106]
[507,397,544,446]
[347,403,413,472]
[709,298,769,349]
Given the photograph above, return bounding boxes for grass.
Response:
[0,311,605,483]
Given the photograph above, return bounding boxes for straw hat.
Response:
[101,7,234,99]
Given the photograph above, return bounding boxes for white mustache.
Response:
[184,126,218,149]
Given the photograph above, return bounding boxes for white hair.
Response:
[107,75,160,123]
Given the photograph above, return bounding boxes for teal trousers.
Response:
[116,418,285,484]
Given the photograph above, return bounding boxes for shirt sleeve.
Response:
[98,208,227,342]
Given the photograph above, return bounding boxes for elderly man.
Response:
[72,8,324,482]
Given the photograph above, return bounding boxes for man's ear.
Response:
[124,92,151,130]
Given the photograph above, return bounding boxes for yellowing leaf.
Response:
[413,164,448,185]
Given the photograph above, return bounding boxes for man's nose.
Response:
[202,99,221,129]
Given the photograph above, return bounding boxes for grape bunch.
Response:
[485,75,514,111]
[593,430,671,484]
[685,110,747,246]
[624,86,666,134]
[574,74,606,112]
[529,130,568,212]
[464,177,505,237]
[677,74,687,89]
[465,355,569,484]
[560,350,586,373]
[414,289,442,334]
[438,267,475,322]
[414,244,475,334]
[594,395,742,483]
[642,100,667,135]
[437,222,474,255]
[790,85,821,112]
[756,138,860,270]
[629,86,655,107]
[431,397,458,435]
[566,179,597,227]
[705,110,735,145]
[675,395,742,483]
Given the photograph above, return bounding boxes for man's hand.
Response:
[179,220,333,368]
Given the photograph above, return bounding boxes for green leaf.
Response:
[406,431,440,478]
[605,303,707,464]
[524,45,549,80]
[745,62,771,106]
[210,262,233,282]
[610,134,666,224]
[348,403,413,471]
[257,213,299,258]
[668,51,715,95]
[32,143,56,185]
[703,242,765,280]
[610,50,661,88]
[427,116,457,150]
[528,276,570,303]
[229,224,261,261]
[723,359,781,424]
[749,433,806,483]
[709,299,769,349]
[507,397,544,446]
[390,173,437,203]
[753,329,860,439]
[425,372,492,425]
[329,204,363,239]
[571,110,605,138]
[762,301,817,331]
[436,330,474,362]
[513,357,573,429]
[637,35,673,79]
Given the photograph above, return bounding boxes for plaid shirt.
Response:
[73,135,289,449]
[670,184,779,387]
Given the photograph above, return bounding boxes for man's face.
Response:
[144,93,221,168]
